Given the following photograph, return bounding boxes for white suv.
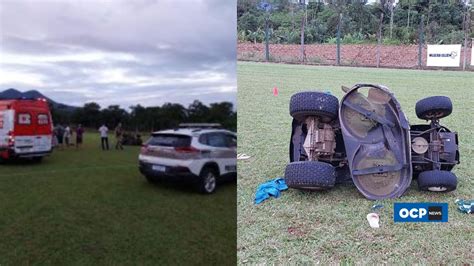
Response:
[138,123,237,193]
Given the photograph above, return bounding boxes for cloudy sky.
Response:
[0,0,236,109]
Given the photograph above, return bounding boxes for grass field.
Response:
[0,133,236,265]
[237,62,474,264]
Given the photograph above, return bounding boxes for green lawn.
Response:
[237,62,474,264]
[0,133,236,265]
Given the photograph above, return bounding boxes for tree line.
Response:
[50,100,237,132]
[238,0,472,45]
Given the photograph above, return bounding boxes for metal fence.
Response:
[237,42,473,71]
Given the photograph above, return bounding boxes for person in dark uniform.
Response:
[55,124,65,149]
[115,123,123,150]
[76,124,84,148]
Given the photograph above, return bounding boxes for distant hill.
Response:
[0,88,78,112]
[0,88,23,99]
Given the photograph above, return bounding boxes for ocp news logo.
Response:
[394,203,448,222]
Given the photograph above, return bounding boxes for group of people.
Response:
[53,123,124,150]
[53,124,84,149]
[98,123,124,151]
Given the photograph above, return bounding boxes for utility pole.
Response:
[418,15,424,69]
[376,12,384,68]
[265,15,270,61]
[336,12,342,65]
[389,2,394,39]
[300,0,306,63]
[260,1,272,62]
[462,3,470,71]
[407,0,411,28]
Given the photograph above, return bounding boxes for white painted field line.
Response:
[0,164,137,177]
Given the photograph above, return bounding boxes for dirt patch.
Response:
[287,226,307,238]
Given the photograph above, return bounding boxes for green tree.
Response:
[187,100,210,123]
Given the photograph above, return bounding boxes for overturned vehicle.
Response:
[285,84,459,200]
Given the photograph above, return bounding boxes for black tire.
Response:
[145,175,159,184]
[31,157,43,163]
[417,170,457,192]
[198,167,218,194]
[289,91,339,122]
[415,96,452,120]
[285,161,336,190]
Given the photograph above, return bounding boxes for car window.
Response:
[38,114,49,125]
[18,113,31,125]
[225,134,237,148]
[147,134,191,147]
[198,134,208,145]
[207,133,227,148]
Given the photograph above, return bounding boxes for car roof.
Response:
[151,128,235,136]
[0,99,50,111]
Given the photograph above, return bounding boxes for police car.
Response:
[138,123,237,193]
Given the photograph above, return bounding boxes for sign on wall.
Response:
[427,44,461,67]
[471,39,473,66]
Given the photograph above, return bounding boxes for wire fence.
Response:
[238,42,473,71]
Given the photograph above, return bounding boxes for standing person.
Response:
[99,124,109,150]
[64,125,72,147]
[56,124,65,149]
[52,125,58,148]
[114,123,124,150]
[76,124,84,149]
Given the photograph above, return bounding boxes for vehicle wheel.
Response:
[285,161,336,190]
[289,91,339,122]
[199,167,217,194]
[31,157,43,163]
[145,175,159,184]
[417,170,457,192]
[415,96,452,120]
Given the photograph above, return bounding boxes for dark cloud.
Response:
[0,0,237,109]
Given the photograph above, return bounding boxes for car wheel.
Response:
[199,168,217,194]
[417,170,457,192]
[289,91,339,122]
[285,161,336,190]
[31,156,43,163]
[415,96,452,120]
[145,175,159,184]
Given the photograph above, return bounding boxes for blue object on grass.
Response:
[455,199,473,214]
[255,178,288,204]
[372,204,384,211]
